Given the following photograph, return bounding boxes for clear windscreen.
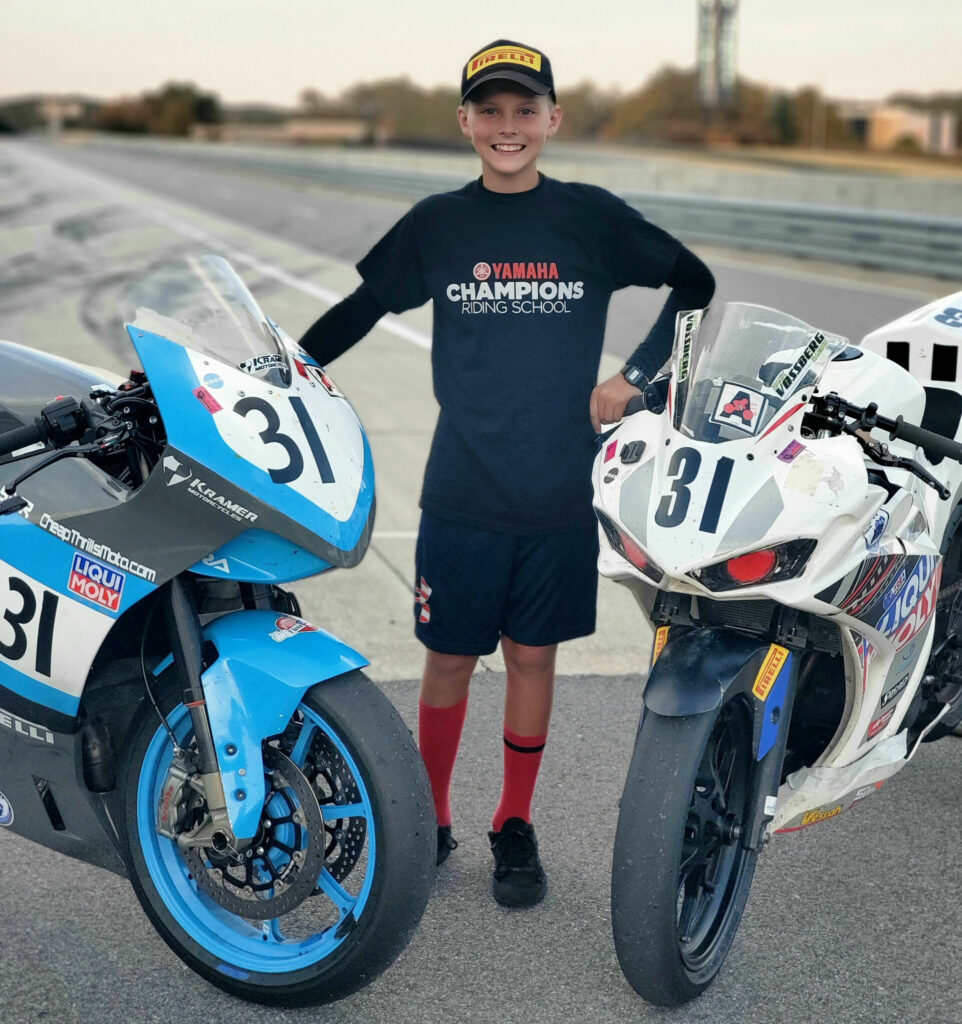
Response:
[123,254,291,387]
[671,303,849,442]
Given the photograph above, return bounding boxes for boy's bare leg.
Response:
[501,635,556,736]
[419,649,476,706]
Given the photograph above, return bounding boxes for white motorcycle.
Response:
[594,294,962,1006]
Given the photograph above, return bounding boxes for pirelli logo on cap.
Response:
[752,644,788,701]
[467,46,542,78]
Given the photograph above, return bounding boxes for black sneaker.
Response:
[488,817,547,907]
[437,825,458,866]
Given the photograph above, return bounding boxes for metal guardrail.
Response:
[98,140,962,279]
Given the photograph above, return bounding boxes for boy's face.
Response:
[457,89,562,193]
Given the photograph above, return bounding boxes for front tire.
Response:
[122,669,435,1006]
[611,693,758,1006]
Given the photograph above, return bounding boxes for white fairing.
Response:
[186,349,364,523]
[595,295,962,834]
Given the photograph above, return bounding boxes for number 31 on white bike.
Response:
[594,295,962,1006]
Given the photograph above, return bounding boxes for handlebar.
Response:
[0,396,87,460]
[0,419,46,458]
[886,415,962,464]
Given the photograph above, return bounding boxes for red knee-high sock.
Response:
[418,696,469,828]
[492,726,548,832]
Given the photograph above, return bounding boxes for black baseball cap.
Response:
[460,40,555,103]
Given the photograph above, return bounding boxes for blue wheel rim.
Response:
[136,702,377,977]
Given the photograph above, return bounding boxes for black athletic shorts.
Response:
[413,511,599,656]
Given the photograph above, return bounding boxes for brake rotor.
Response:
[183,745,326,919]
[305,729,367,882]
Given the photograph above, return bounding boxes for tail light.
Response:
[596,511,664,583]
[691,539,816,592]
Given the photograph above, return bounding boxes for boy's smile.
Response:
[458,90,563,194]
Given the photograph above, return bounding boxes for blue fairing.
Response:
[129,328,374,559]
[198,610,368,840]
[188,529,332,582]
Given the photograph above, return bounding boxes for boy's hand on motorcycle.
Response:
[591,373,642,432]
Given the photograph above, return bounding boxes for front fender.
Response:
[643,628,794,762]
[200,610,368,841]
[643,626,798,850]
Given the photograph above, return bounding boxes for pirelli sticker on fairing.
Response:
[651,626,669,667]
[752,644,788,701]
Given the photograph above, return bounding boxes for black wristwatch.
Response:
[621,364,647,388]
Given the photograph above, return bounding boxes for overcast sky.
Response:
[2,0,958,106]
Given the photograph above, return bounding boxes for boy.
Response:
[299,39,715,908]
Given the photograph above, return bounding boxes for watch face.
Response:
[623,366,645,386]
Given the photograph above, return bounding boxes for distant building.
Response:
[697,0,738,110]
[839,101,958,155]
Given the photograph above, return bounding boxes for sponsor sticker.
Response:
[67,553,125,612]
[38,513,156,582]
[764,795,778,816]
[604,468,619,484]
[269,615,318,643]
[933,307,962,330]
[310,367,345,398]
[604,441,617,463]
[863,509,889,553]
[239,353,286,376]
[867,707,895,739]
[876,556,940,649]
[161,457,258,523]
[193,386,222,413]
[651,625,670,666]
[752,644,788,701]
[0,789,12,827]
[0,706,54,745]
[880,673,909,709]
[800,804,842,827]
[777,439,806,463]
[711,382,766,436]
[676,312,699,383]
[203,373,224,389]
[771,331,828,398]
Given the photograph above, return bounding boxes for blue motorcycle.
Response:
[0,255,434,1005]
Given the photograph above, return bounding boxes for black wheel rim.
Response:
[676,698,753,972]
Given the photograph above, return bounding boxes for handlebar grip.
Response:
[0,419,45,458]
[889,416,962,464]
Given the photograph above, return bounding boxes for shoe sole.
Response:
[493,878,547,908]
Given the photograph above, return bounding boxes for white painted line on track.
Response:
[7,142,433,353]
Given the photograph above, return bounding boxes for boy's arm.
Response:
[298,283,387,366]
[589,246,715,432]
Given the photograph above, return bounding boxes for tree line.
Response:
[2,70,959,153]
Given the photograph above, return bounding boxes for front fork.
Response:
[159,577,237,854]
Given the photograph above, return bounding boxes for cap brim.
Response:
[461,69,551,102]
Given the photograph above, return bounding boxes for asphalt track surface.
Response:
[0,138,960,1024]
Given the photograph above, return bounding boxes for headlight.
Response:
[690,538,816,592]
[596,510,664,583]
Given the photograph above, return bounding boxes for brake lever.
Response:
[846,426,951,500]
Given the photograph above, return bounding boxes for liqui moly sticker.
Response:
[269,615,318,643]
[68,553,125,612]
[0,789,13,827]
